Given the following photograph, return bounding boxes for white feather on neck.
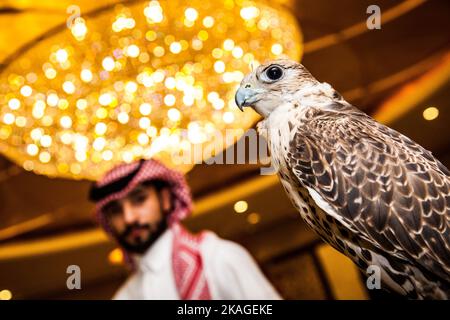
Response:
[292,81,337,106]
[258,81,336,133]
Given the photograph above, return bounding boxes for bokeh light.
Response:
[422,106,439,121]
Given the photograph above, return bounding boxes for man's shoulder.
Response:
[112,272,141,300]
[201,231,252,261]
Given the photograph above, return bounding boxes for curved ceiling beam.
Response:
[0,228,107,260]
[303,0,427,53]
[372,51,450,124]
[0,213,54,242]
[341,49,449,103]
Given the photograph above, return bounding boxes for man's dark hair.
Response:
[140,179,170,192]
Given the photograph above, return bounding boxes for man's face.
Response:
[102,182,171,254]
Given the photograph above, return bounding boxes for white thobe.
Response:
[113,229,281,300]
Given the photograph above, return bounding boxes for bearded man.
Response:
[88,158,280,300]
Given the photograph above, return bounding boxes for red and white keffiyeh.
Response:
[89,158,211,300]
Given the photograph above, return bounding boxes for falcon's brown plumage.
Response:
[235,59,450,299]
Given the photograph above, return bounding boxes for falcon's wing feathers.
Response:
[286,103,450,281]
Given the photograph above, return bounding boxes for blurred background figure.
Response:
[88,158,280,299]
[0,0,449,299]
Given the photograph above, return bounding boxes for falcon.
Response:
[235,59,450,299]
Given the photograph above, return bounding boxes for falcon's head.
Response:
[235,59,318,118]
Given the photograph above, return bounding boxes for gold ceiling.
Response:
[0,0,302,180]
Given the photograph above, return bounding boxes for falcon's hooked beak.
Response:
[235,86,264,111]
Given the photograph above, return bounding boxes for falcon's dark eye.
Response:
[265,66,283,81]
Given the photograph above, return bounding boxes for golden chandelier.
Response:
[0,0,302,180]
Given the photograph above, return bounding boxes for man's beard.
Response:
[115,218,168,254]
